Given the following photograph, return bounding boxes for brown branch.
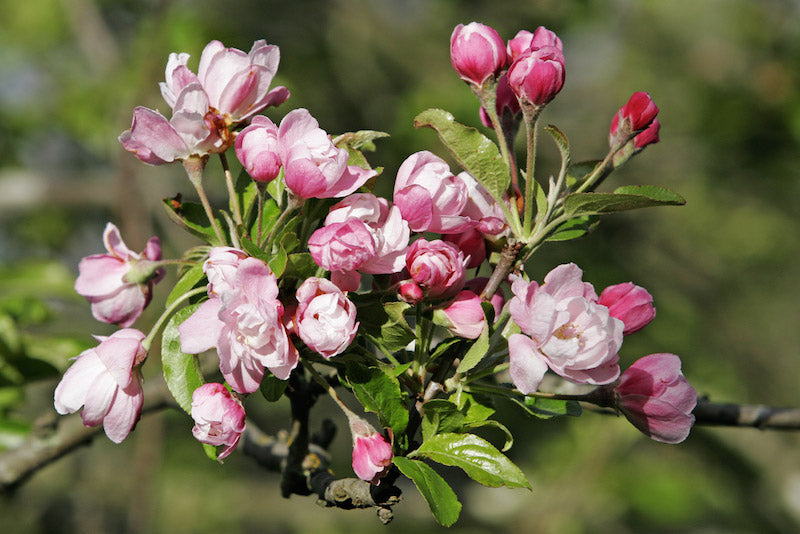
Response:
[693,397,800,430]
[480,238,523,301]
[0,377,174,493]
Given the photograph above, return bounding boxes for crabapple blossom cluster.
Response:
[54,24,697,525]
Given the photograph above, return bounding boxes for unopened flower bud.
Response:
[609,91,659,149]
[348,414,393,484]
[450,22,508,88]
[507,46,565,111]
[598,282,656,335]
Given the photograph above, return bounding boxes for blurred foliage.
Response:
[1,0,800,532]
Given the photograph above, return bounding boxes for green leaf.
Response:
[259,373,288,402]
[546,215,597,242]
[513,396,583,419]
[393,457,462,527]
[566,160,602,188]
[346,363,409,435]
[162,198,224,245]
[563,185,686,217]
[421,399,466,441]
[161,303,206,413]
[334,130,390,152]
[166,262,207,307]
[281,253,319,281]
[203,442,219,462]
[455,324,490,374]
[414,432,531,489]
[351,296,415,353]
[232,167,258,224]
[414,108,510,204]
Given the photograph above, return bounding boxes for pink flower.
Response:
[598,282,656,335]
[634,118,660,151]
[119,90,225,165]
[323,193,410,275]
[190,383,247,459]
[507,27,563,61]
[465,277,505,317]
[458,171,508,236]
[54,329,146,443]
[294,277,359,359]
[616,353,697,444]
[393,151,476,234]
[348,414,393,484]
[508,264,622,394]
[235,115,282,182]
[179,256,298,393]
[435,290,486,339]
[308,219,377,274]
[279,108,376,199]
[74,223,164,327]
[444,229,486,269]
[204,246,249,296]
[609,91,659,148]
[450,22,508,87]
[405,239,466,299]
[507,46,565,109]
[195,40,289,123]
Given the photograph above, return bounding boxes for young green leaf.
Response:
[346,362,409,435]
[455,324,490,374]
[512,396,583,419]
[166,262,207,307]
[259,373,288,402]
[563,185,685,217]
[393,456,462,527]
[414,108,510,205]
[161,303,206,413]
[414,432,531,489]
[162,199,224,245]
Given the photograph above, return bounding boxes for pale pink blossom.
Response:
[393,151,475,234]
[506,27,563,61]
[598,282,656,335]
[279,108,376,199]
[54,328,146,443]
[507,45,565,109]
[616,353,697,444]
[190,383,247,459]
[234,115,282,182]
[348,414,393,484]
[405,239,466,299]
[74,223,164,327]
[195,39,289,122]
[324,193,410,275]
[179,257,298,393]
[450,22,508,87]
[294,278,359,359]
[204,246,249,297]
[308,219,377,275]
[508,264,622,394]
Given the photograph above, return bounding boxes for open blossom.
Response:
[179,255,298,393]
[405,239,467,299]
[54,329,146,443]
[598,282,656,335]
[294,277,358,359]
[616,353,697,444]
[450,22,508,87]
[235,115,282,182]
[309,219,377,273]
[507,45,565,109]
[204,246,249,296]
[347,413,393,484]
[279,108,376,199]
[393,151,476,234]
[190,383,247,459]
[508,264,622,394]
[74,223,164,327]
[609,91,659,148]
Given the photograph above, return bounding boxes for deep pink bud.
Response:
[398,281,424,304]
[634,118,660,150]
[235,115,282,182]
[479,73,521,128]
[507,46,565,109]
[450,22,508,87]
[348,414,393,484]
[616,353,697,444]
[507,27,563,61]
[609,91,659,148]
[444,229,486,269]
[406,239,467,299]
[598,282,656,335]
[190,383,247,459]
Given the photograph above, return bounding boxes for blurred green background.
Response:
[2,0,800,532]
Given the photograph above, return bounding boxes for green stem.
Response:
[142,286,208,351]
[183,157,226,244]
[261,194,301,250]
[522,111,541,236]
[219,152,243,226]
